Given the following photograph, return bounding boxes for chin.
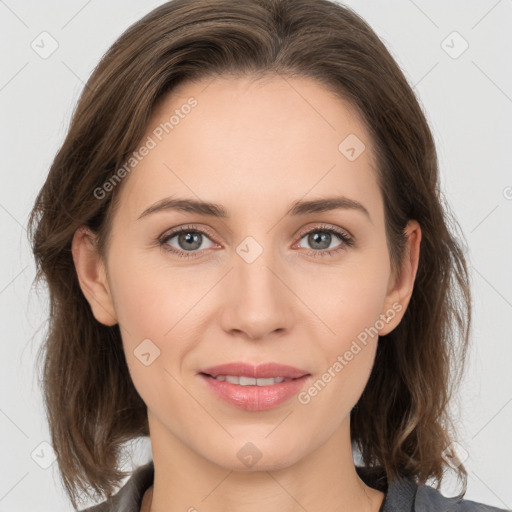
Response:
[200,437,306,472]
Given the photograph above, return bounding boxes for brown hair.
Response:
[28,0,471,508]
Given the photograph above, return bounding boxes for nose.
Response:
[218,246,295,341]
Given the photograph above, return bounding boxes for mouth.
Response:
[197,362,311,411]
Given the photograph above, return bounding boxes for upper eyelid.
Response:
[161,224,217,242]
[296,223,352,240]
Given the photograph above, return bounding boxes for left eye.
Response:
[297,229,346,251]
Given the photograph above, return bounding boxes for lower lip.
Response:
[200,374,310,411]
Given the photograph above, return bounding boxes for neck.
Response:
[145,412,384,512]
[140,485,153,512]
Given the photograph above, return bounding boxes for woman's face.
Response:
[75,75,420,471]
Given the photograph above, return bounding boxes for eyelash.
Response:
[158,223,354,260]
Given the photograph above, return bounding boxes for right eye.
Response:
[159,225,217,258]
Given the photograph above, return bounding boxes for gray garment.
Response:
[79,460,510,512]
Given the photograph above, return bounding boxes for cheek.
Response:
[107,246,185,337]
[298,272,385,426]
[106,244,206,373]
[304,251,389,405]
[315,255,390,343]
[107,253,194,416]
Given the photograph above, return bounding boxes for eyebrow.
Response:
[137,195,372,223]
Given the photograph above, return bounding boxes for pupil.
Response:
[310,232,330,250]
[180,232,201,250]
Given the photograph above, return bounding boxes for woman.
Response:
[28,0,509,511]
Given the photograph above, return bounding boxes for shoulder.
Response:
[78,461,154,512]
[361,466,511,512]
[414,482,510,512]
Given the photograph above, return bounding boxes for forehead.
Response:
[117,74,381,223]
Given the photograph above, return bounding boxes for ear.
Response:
[71,226,118,326]
[378,219,421,336]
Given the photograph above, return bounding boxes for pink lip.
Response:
[199,362,309,379]
[198,362,311,411]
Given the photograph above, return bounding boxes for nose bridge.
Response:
[234,233,281,302]
[220,232,291,338]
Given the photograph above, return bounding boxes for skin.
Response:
[72,75,421,512]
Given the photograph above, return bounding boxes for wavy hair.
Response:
[28,0,471,508]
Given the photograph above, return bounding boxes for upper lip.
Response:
[199,362,310,379]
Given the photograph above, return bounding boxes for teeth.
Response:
[213,375,288,386]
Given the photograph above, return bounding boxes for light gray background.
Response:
[1,1,511,511]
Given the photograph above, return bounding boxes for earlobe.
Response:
[71,226,118,326]
[378,220,422,336]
